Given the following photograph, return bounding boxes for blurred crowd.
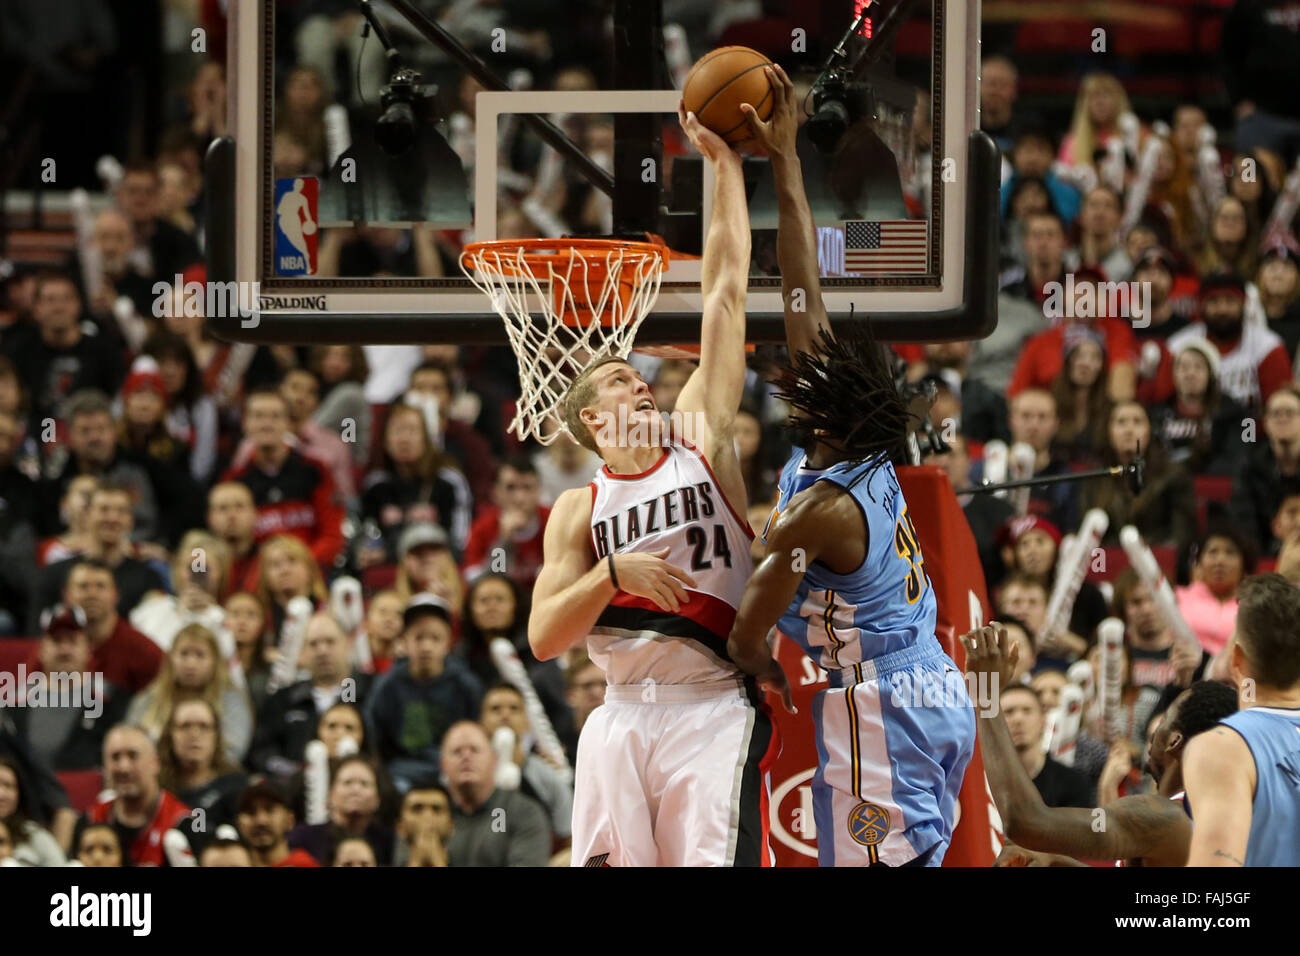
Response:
[2,0,1298,866]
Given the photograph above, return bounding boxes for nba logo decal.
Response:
[847,802,890,846]
[274,176,319,275]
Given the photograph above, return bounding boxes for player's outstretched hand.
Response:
[678,101,739,165]
[740,64,797,158]
[758,657,796,714]
[961,623,1019,690]
[614,547,698,613]
[993,844,1085,867]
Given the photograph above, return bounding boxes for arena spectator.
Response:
[1231,385,1300,545]
[1111,570,1203,693]
[38,475,97,568]
[207,481,261,599]
[1000,684,1094,808]
[29,558,163,694]
[980,55,1034,156]
[1069,186,1132,280]
[199,838,252,867]
[1176,527,1254,657]
[130,529,232,656]
[394,522,465,614]
[1149,339,1248,476]
[7,605,129,772]
[38,390,163,542]
[256,535,329,641]
[359,402,472,566]
[74,825,123,868]
[907,341,1009,444]
[333,836,378,866]
[366,595,482,790]
[316,703,368,759]
[0,409,36,633]
[440,721,552,867]
[406,360,498,509]
[82,724,190,867]
[157,698,248,852]
[143,331,220,485]
[392,785,453,866]
[249,612,372,776]
[1057,72,1131,170]
[1128,247,1190,340]
[462,456,550,589]
[309,345,372,467]
[288,755,395,866]
[1266,482,1300,557]
[32,484,168,633]
[998,514,1107,643]
[1000,211,1068,307]
[226,592,273,711]
[1047,327,1110,465]
[1008,389,1081,532]
[1001,127,1081,226]
[480,682,573,841]
[0,756,66,866]
[83,208,154,330]
[113,163,203,282]
[532,429,601,506]
[353,589,404,674]
[125,623,253,764]
[222,387,345,568]
[235,776,319,867]
[8,274,124,438]
[1256,244,1300,360]
[924,434,1014,587]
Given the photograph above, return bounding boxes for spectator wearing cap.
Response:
[249,612,373,777]
[7,604,130,773]
[1176,528,1254,657]
[358,402,472,570]
[81,724,191,867]
[1167,270,1291,412]
[998,514,1109,646]
[440,720,551,867]
[1067,185,1132,282]
[0,408,36,633]
[36,552,167,700]
[235,776,320,867]
[36,390,164,544]
[395,522,464,615]
[1048,325,1111,466]
[462,456,551,591]
[1149,340,1248,477]
[1231,385,1300,546]
[1129,247,1191,341]
[365,595,483,791]
[221,386,346,569]
[7,273,125,439]
[31,483,168,636]
[1008,271,1140,402]
[1257,243,1300,361]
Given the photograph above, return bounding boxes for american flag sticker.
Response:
[843,220,928,275]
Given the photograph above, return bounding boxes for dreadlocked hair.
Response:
[773,323,916,490]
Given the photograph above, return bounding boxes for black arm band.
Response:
[607,552,619,589]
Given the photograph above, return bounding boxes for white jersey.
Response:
[586,436,754,685]
[1167,321,1286,408]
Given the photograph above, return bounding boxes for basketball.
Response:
[681,46,775,146]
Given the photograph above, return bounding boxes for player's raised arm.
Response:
[1182,726,1255,866]
[741,64,831,359]
[673,103,750,462]
[529,487,698,661]
[963,624,1192,865]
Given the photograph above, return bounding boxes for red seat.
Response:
[0,638,37,675]
[362,563,398,594]
[1014,20,1096,55]
[55,770,105,813]
[1194,475,1234,536]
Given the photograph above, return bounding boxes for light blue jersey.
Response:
[1218,706,1300,866]
[764,449,974,866]
[764,451,939,674]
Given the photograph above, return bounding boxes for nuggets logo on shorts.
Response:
[847,802,891,846]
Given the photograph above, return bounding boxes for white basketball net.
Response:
[460,242,666,445]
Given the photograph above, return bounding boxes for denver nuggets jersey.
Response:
[587,436,754,685]
[764,451,938,670]
[1218,707,1300,866]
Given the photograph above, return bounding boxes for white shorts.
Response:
[570,680,777,867]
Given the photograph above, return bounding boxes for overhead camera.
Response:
[806,69,876,155]
[376,67,439,156]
